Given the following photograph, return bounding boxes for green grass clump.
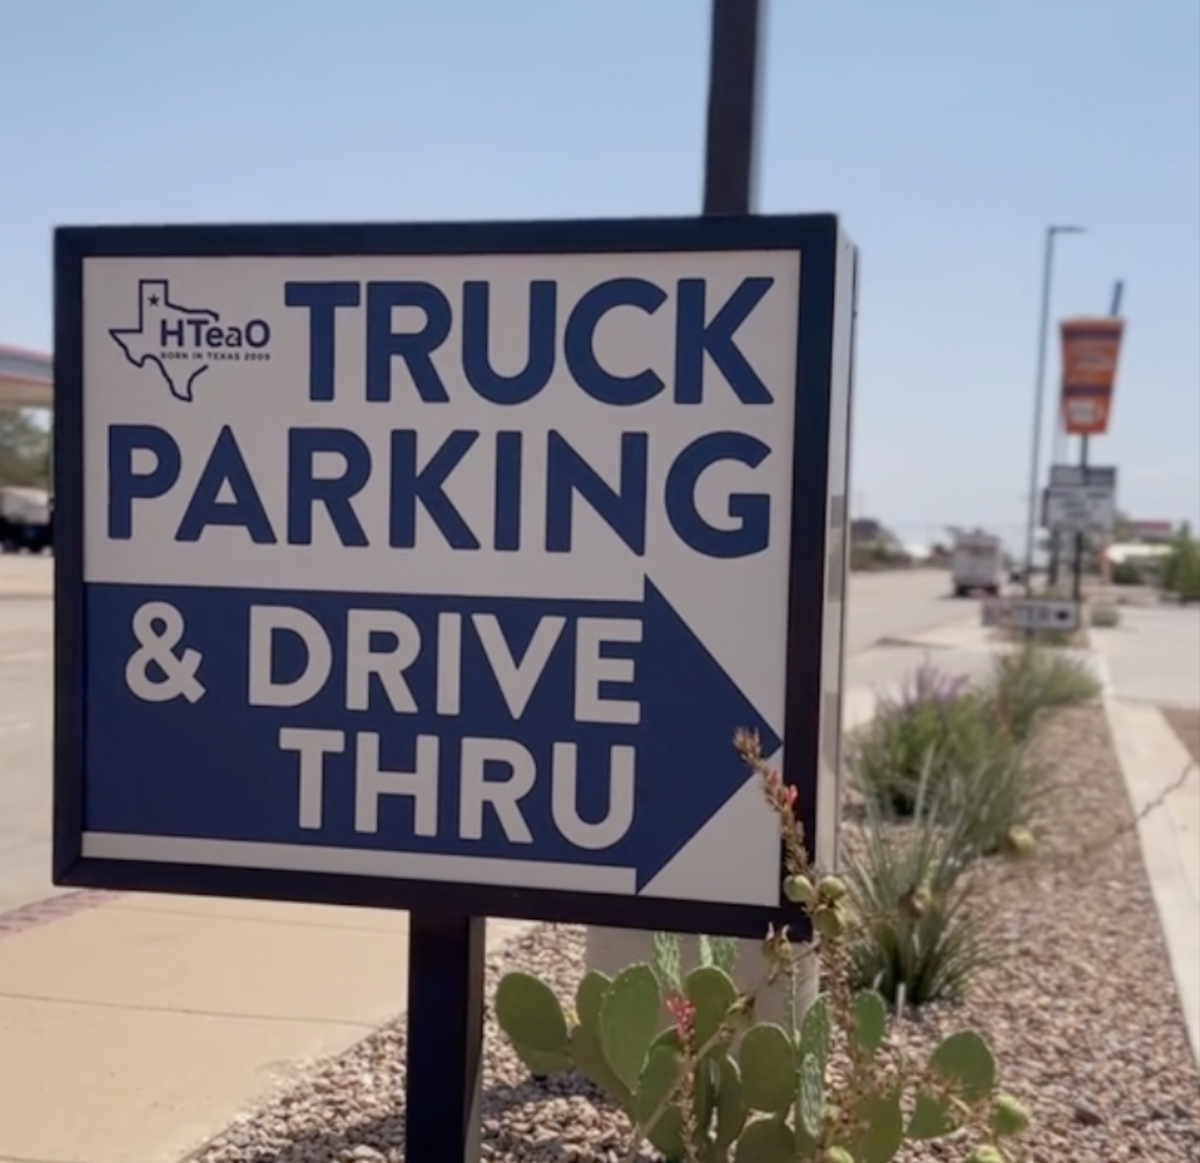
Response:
[847,662,995,817]
[844,643,1100,1010]
[844,760,991,1008]
[986,645,1100,743]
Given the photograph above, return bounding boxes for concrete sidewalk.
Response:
[0,553,52,599]
[0,892,532,1163]
[1104,698,1200,1063]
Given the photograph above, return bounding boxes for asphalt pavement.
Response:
[1091,603,1200,708]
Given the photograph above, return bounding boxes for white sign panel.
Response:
[982,597,1080,632]
[53,216,858,938]
[1044,485,1116,534]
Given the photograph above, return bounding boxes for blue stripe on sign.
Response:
[83,581,779,891]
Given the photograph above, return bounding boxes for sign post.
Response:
[1059,292,1125,602]
[53,215,856,1160]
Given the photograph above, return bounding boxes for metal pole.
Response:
[1072,434,1089,602]
[703,0,766,215]
[1074,279,1123,603]
[1024,225,1084,596]
[1024,230,1057,597]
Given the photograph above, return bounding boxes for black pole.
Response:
[1072,434,1089,602]
[1077,279,1123,601]
[404,910,487,1161]
[703,0,766,215]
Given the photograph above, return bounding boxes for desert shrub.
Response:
[1111,560,1141,586]
[847,662,1009,817]
[1164,526,1200,602]
[985,645,1100,742]
[844,759,993,1007]
[935,734,1042,859]
[1089,601,1120,628]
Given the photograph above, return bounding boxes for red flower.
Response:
[664,991,697,1040]
[766,769,782,788]
[784,784,798,808]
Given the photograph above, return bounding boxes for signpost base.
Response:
[405,911,486,1163]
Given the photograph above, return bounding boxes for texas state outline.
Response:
[110,279,221,403]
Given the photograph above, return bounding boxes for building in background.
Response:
[0,345,53,411]
[1126,519,1177,544]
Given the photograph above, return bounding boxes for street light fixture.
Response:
[1023,224,1086,595]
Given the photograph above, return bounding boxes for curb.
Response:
[1102,696,1200,1067]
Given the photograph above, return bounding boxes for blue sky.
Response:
[2,0,1197,546]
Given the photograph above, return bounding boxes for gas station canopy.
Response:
[0,344,52,410]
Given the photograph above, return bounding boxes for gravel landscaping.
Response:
[189,705,1200,1163]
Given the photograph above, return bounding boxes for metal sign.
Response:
[1059,316,1124,436]
[982,597,1080,632]
[1044,485,1116,534]
[52,215,856,940]
[1044,463,1117,534]
[1049,464,1117,490]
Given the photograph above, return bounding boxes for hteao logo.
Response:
[110,279,273,402]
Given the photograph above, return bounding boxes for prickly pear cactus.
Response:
[494,954,1019,1162]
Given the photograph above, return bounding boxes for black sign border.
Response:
[53,214,846,940]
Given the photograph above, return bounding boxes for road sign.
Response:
[1049,464,1117,491]
[1059,316,1124,436]
[1043,482,1117,536]
[53,215,857,940]
[982,597,1080,632]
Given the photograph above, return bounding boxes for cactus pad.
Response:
[712,1053,748,1152]
[508,1040,573,1078]
[847,1087,904,1163]
[850,990,888,1056]
[569,1021,633,1114]
[800,994,832,1073]
[929,1030,996,1101]
[799,1051,825,1140]
[738,1023,796,1114]
[600,965,661,1092]
[734,1115,795,1162]
[494,972,570,1058]
[907,1030,996,1139]
[685,964,739,1050]
[635,1041,686,1158]
[575,970,611,1031]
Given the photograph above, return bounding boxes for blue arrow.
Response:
[83,580,781,893]
[626,580,781,888]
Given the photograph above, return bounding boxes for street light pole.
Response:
[1023,224,1085,596]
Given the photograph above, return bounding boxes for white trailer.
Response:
[951,529,1003,597]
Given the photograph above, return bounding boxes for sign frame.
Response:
[53,214,855,941]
